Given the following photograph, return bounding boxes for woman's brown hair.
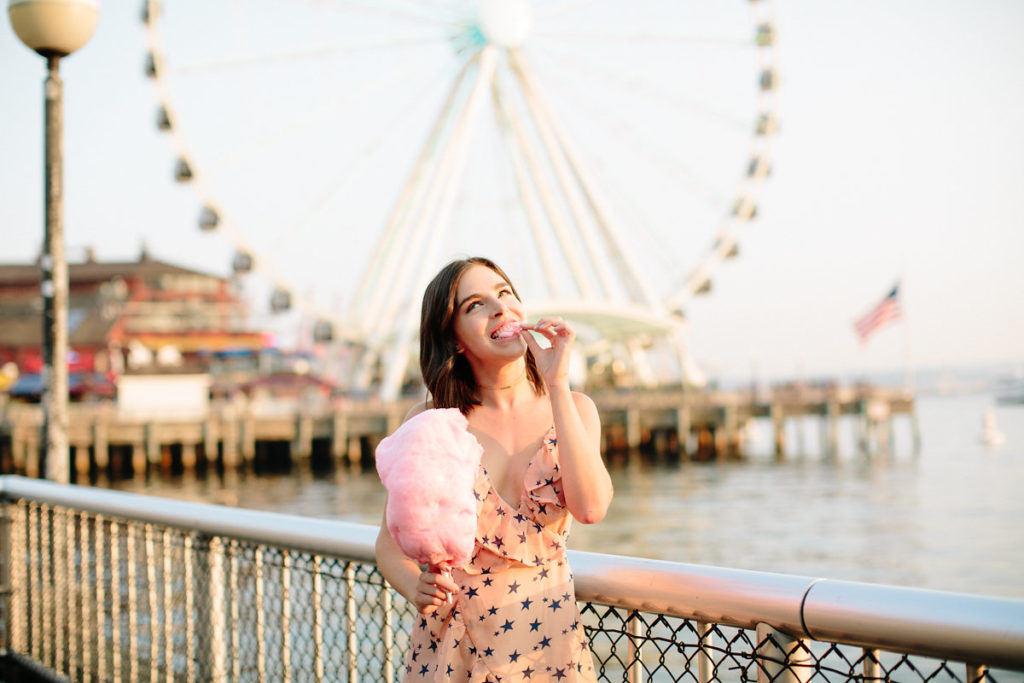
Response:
[420,257,543,414]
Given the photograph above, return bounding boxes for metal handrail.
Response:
[2,475,1023,673]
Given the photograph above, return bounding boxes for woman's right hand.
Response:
[414,567,460,614]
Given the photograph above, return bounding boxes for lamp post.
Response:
[8,0,98,483]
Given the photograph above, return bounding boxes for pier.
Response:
[0,384,916,478]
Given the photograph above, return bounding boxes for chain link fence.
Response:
[2,492,1021,682]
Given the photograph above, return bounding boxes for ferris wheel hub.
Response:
[478,0,532,48]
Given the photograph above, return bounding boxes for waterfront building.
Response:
[0,248,266,400]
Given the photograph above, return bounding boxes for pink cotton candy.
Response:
[375,408,483,569]
[494,321,522,339]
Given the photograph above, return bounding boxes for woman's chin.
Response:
[489,337,527,355]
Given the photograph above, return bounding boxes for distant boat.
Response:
[994,373,1024,405]
[980,408,1005,448]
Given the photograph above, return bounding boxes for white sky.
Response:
[2,0,1022,382]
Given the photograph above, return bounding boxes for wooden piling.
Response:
[25,432,40,478]
[240,413,256,464]
[222,417,239,468]
[331,413,347,463]
[771,402,786,461]
[292,415,314,461]
[676,404,691,460]
[130,441,146,477]
[824,399,839,460]
[202,419,218,467]
[625,409,641,451]
[145,423,161,470]
[92,419,109,470]
[181,442,197,470]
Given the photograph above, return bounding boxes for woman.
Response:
[376,257,613,682]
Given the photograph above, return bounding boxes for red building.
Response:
[0,251,268,399]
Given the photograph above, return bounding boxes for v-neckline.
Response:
[480,426,554,511]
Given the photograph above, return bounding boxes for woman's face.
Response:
[452,264,526,362]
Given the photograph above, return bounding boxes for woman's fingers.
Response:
[415,568,456,613]
[521,317,573,341]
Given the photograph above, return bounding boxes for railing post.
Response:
[697,621,715,683]
[313,556,325,683]
[162,529,175,683]
[967,663,988,683]
[626,611,643,683]
[127,523,139,682]
[146,525,160,682]
[382,580,394,683]
[29,502,41,661]
[256,548,267,681]
[756,623,812,683]
[200,536,227,682]
[111,520,123,682]
[81,513,94,683]
[95,514,108,682]
[184,534,196,682]
[282,552,293,683]
[40,504,53,668]
[0,498,12,654]
[229,542,241,682]
[345,562,358,682]
[862,648,882,681]
[65,508,79,678]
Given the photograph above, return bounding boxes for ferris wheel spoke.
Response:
[491,73,600,300]
[527,55,731,209]
[535,30,752,48]
[603,177,686,278]
[199,53,459,178]
[495,68,621,302]
[534,0,616,22]
[491,80,564,298]
[263,57,465,259]
[510,48,663,311]
[317,0,461,30]
[530,42,751,132]
[351,52,481,322]
[167,35,449,74]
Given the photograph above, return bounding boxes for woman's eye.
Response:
[466,301,481,311]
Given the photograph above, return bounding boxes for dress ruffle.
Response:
[465,429,571,573]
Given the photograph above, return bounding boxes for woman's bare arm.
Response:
[373,401,459,612]
[549,387,613,524]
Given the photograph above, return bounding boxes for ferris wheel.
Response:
[142,0,778,398]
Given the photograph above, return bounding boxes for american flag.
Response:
[854,284,901,342]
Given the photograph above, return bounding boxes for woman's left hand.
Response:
[520,317,575,390]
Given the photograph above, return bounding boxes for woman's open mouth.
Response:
[491,322,522,340]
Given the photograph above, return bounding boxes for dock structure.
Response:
[0,386,916,477]
[595,384,918,461]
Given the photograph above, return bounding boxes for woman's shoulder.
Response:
[403,399,434,422]
[569,390,599,421]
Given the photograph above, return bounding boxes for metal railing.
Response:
[1,475,1021,682]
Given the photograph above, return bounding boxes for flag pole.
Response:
[901,282,915,395]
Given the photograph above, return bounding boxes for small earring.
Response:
[455,344,464,354]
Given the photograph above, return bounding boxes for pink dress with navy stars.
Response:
[403,427,598,683]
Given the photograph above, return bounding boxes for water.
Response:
[108,392,1024,600]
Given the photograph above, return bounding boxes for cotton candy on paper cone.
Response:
[375,408,483,569]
